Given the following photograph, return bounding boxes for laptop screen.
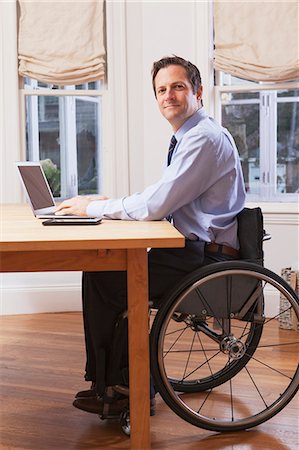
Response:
[17,165,55,210]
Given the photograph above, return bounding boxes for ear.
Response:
[196,85,203,100]
[196,85,203,107]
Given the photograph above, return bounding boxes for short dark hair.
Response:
[151,55,202,97]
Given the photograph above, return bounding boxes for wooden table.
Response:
[0,204,184,449]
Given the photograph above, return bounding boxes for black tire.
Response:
[150,261,299,432]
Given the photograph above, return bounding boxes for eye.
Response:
[174,83,185,90]
[157,87,166,95]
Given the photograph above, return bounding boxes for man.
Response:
[56,55,246,417]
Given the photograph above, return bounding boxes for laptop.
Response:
[16,161,101,222]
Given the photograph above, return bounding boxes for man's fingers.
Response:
[55,208,72,216]
[53,195,106,216]
[54,198,76,212]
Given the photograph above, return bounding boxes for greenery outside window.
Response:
[215,73,299,202]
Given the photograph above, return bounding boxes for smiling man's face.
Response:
[154,64,202,132]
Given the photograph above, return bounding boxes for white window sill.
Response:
[246,202,299,215]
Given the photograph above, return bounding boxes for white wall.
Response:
[0,1,22,203]
[126,1,212,192]
[1,0,298,315]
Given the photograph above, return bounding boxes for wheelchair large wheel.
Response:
[150,261,299,432]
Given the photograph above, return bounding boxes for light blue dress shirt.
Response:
[87,108,246,249]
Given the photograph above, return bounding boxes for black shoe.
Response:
[75,382,96,399]
[73,395,129,418]
[73,391,156,417]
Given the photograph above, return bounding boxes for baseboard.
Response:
[0,283,82,315]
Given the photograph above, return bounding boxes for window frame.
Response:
[214,74,299,202]
[20,80,104,199]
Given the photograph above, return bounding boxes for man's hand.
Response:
[54,195,108,216]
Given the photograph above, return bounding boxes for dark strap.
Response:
[206,243,240,259]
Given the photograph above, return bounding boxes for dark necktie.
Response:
[166,135,177,222]
[167,135,177,166]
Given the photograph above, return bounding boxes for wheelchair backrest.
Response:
[237,207,264,265]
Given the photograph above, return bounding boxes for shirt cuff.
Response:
[86,200,106,218]
[86,198,133,220]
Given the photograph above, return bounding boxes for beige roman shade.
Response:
[214,1,299,82]
[18,0,106,85]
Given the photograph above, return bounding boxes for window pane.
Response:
[221,100,260,194]
[76,99,101,195]
[221,73,258,86]
[24,77,102,91]
[277,89,299,98]
[25,96,61,196]
[38,97,61,196]
[221,92,259,102]
[75,80,102,90]
[277,100,299,193]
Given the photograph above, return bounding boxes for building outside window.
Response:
[215,73,299,203]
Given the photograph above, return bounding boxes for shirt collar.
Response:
[174,107,207,142]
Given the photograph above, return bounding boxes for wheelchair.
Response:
[117,208,299,434]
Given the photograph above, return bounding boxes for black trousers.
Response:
[81,240,233,396]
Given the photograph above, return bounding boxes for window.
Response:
[22,78,103,199]
[215,73,299,202]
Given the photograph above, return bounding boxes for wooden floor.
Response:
[0,312,298,450]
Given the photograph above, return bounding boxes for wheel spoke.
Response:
[244,365,269,408]
[181,331,196,381]
[195,331,214,379]
[229,377,235,422]
[171,347,224,383]
[163,325,189,357]
[246,353,296,380]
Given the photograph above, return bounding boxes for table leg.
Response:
[127,248,151,450]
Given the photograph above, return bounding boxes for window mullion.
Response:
[268,92,278,200]
[260,92,271,200]
[59,97,67,198]
[26,95,39,161]
[59,95,78,199]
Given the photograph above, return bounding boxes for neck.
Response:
[171,106,203,132]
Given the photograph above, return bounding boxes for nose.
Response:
[164,87,175,101]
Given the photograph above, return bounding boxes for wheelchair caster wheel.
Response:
[120,408,130,436]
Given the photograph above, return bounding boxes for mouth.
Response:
[164,104,179,109]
